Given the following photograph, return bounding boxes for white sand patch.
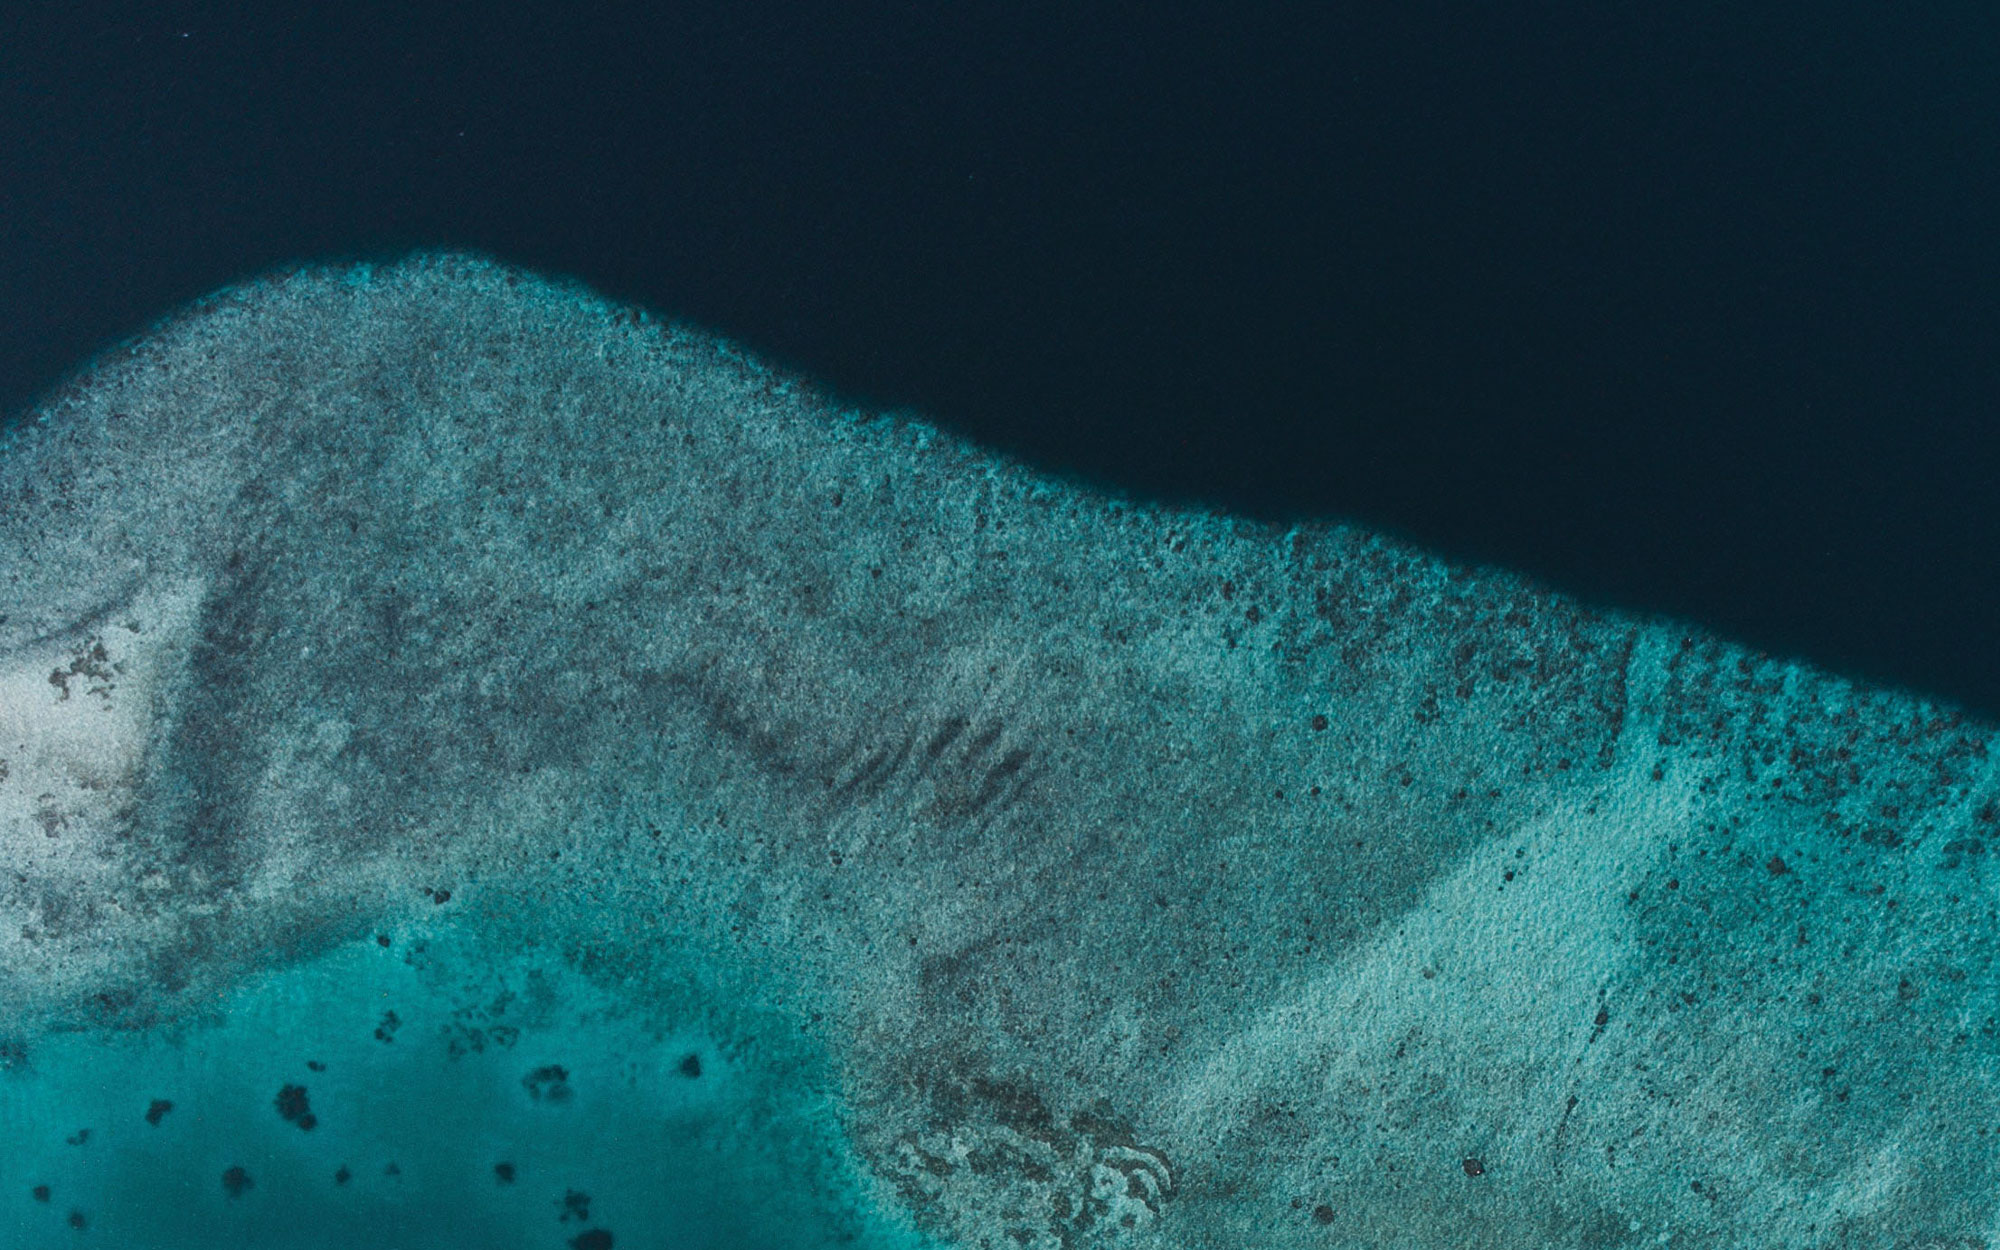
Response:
[1174,775,1686,1113]
[0,581,204,881]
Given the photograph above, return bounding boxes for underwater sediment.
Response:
[0,254,1994,1248]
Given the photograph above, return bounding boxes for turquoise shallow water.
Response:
[1,254,1995,1248]
[1,913,913,1250]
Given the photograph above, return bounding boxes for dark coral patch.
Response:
[523,1064,573,1102]
[275,1083,317,1130]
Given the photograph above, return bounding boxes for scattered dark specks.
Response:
[560,1189,592,1222]
[523,1064,573,1102]
[494,1162,516,1184]
[32,1184,50,1202]
[221,1166,253,1199]
[275,1084,317,1131]
[1767,855,1790,876]
[67,1209,86,1230]
[1310,714,1329,732]
[570,1232,614,1250]
[144,1099,173,1126]
[65,1128,90,1146]
[1311,1204,1334,1225]
[334,1166,351,1186]
[677,1053,702,1079]
[1462,1157,1486,1177]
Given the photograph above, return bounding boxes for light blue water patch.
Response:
[0,918,914,1250]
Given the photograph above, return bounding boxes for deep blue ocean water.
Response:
[1,0,1997,712]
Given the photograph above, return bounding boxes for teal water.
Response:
[0,911,913,1250]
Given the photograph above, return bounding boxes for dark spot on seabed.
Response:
[570,1232,614,1250]
[494,1162,516,1183]
[523,1064,573,1102]
[221,1166,253,1198]
[275,1083,317,1130]
[306,1059,326,1072]
[67,1209,86,1230]
[1311,1204,1334,1224]
[677,1053,702,1078]
[374,1010,401,1042]
[65,1128,90,1145]
[560,1189,592,1222]
[1462,1157,1486,1177]
[32,1184,50,1202]
[144,1098,173,1125]
[334,1165,352,1185]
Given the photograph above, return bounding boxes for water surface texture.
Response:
[1,255,1994,1248]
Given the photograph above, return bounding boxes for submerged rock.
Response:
[0,254,1993,1248]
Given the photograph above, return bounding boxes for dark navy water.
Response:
[4,3,1999,712]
